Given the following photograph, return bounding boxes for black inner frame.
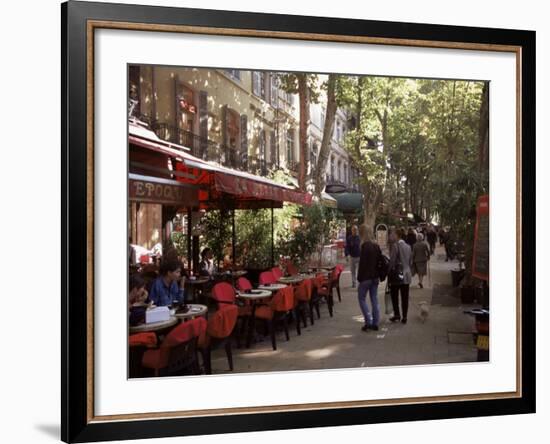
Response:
[62,1,536,442]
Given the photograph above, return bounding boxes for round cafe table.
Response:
[174,304,208,321]
[184,277,210,303]
[278,276,304,285]
[257,283,287,292]
[236,289,272,300]
[297,273,316,280]
[129,316,178,334]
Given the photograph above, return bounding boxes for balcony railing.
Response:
[132,115,282,177]
[248,155,276,176]
[151,122,251,172]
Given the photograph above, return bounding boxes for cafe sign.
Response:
[129,174,199,207]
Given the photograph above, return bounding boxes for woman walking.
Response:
[356,225,383,331]
[388,228,412,324]
[412,233,431,288]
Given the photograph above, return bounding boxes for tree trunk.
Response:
[298,75,309,191]
[361,182,383,231]
[314,74,338,197]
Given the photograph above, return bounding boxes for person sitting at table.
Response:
[148,259,186,307]
[235,241,250,268]
[222,242,234,271]
[199,247,216,277]
[129,273,148,306]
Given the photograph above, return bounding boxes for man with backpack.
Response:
[357,225,387,332]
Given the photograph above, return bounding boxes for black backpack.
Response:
[377,253,390,282]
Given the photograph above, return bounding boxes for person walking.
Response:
[426,226,437,255]
[412,233,431,288]
[345,225,361,288]
[388,228,412,324]
[356,225,383,331]
[443,228,454,262]
[405,227,417,248]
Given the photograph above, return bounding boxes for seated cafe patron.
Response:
[199,247,216,277]
[148,259,186,306]
[128,273,148,306]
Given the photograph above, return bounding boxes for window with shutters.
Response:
[286,130,294,164]
[344,164,348,184]
[252,71,262,96]
[270,75,278,107]
[259,130,267,174]
[128,65,141,118]
[252,71,270,101]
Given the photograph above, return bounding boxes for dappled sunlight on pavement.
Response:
[210,245,478,374]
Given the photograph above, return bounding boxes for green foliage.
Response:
[170,231,187,259]
[276,72,321,103]
[278,203,340,268]
[199,210,232,264]
[234,209,273,269]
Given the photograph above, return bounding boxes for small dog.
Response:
[417,301,430,323]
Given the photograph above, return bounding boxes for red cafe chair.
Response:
[254,286,295,350]
[236,277,252,292]
[128,332,157,378]
[259,271,276,285]
[141,318,206,377]
[312,273,334,318]
[332,265,344,302]
[294,278,315,328]
[211,281,251,347]
[285,260,299,276]
[271,266,283,280]
[199,304,239,374]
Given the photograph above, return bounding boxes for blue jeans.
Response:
[358,278,380,327]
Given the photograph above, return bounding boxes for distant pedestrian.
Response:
[426,227,437,255]
[345,225,361,288]
[443,228,454,262]
[438,227,446,245]
[357,225,383,332]
[388,228,412,324]
[406,227,417,248]
[412,233,430,288]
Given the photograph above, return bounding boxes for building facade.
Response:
[130,66,301,178]
[128,66,358,250]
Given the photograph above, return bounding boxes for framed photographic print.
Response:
[62,0,535,442]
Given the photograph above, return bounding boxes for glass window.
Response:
[225,69,241,80]
[310,142,318,175]
[252,71,262,96]
[260,72,266,99]
[286,130,294,164]
[270,74,278,107]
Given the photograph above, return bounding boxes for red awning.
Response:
[128,121,312,209]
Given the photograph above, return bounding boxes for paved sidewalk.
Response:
[210,245,480,374]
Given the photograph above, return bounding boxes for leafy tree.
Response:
[198,209,232,267]
[278,73,320,191]
[338,76,411,228]
[314,74,338,197]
